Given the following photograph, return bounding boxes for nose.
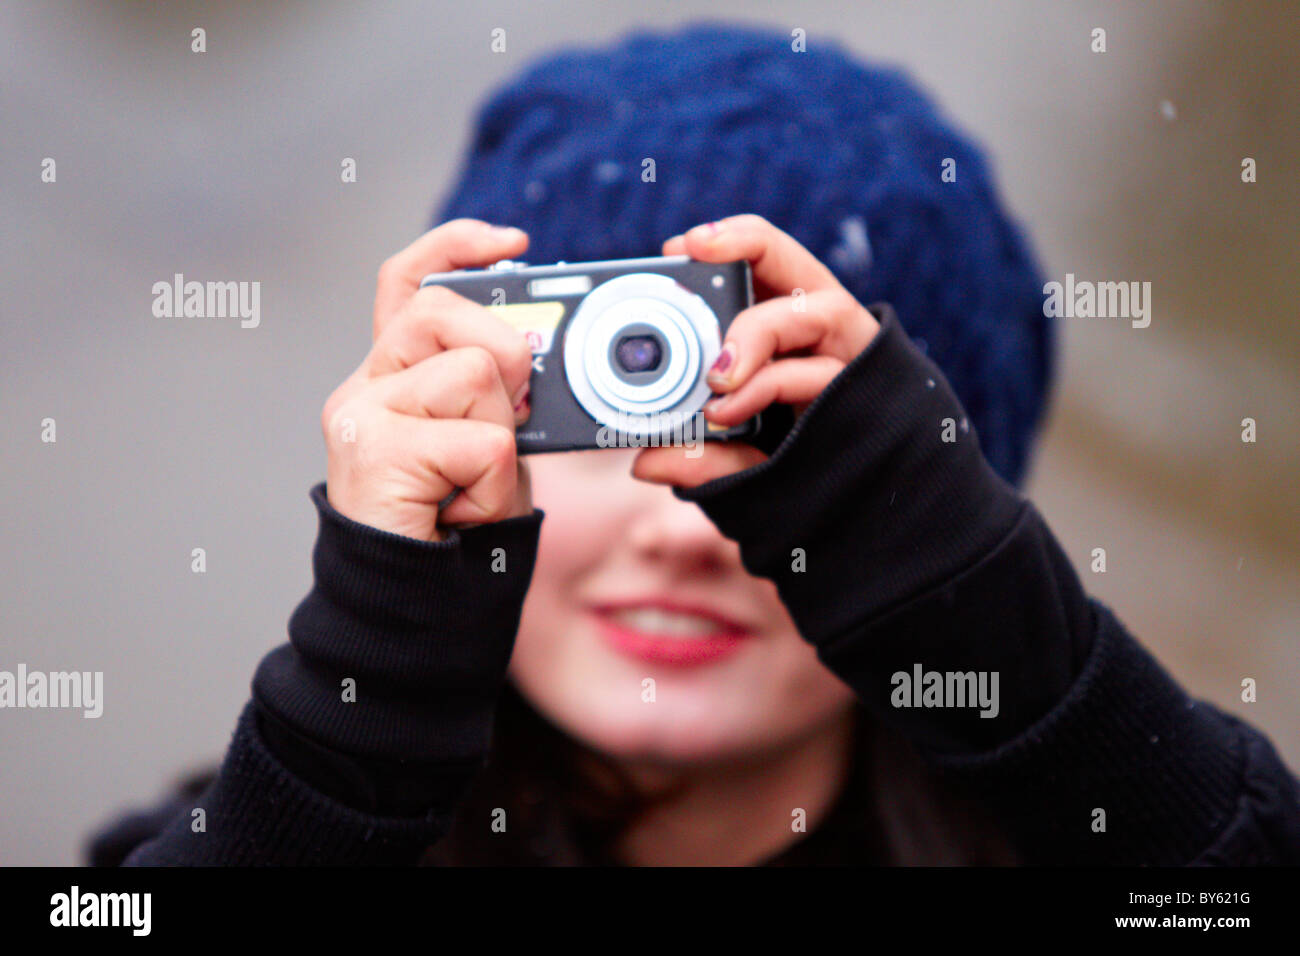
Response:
[624,480,742,574]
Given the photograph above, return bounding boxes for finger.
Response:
[703,355,846,425]
[374,219,529,337]
[661,233,687,256]
[680,214,840,300]
[706,289,868,393]
[424,420,523,527]
[364,285,534,403]
[632,442,768,489]
[367,347,519,430]
[357,416,519,528]
[441,458,531,528]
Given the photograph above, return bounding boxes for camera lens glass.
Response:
[615,334,663,374]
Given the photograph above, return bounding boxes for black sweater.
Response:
[116,305,1300,866]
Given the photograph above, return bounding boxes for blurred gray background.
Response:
[2,1,1296,865]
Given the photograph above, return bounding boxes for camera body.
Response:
[420,255,759,454]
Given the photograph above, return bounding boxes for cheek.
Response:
[511,454,635,679]
[525,454,636,583]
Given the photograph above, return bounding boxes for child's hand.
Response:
[634,214,881,489]
[321,219,535,541]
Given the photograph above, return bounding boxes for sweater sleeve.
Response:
[675,303,1300,865]
[124,483,543,865]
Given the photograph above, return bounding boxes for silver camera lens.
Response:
[564,273,722,435]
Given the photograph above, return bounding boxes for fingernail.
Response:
[689,220,723,240]
[492,224,526,240]
[708,344,735,379]
[513,387,531,412]
[665,233,684,246]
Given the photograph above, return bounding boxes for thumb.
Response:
[632,443,767,489]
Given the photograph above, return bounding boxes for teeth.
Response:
[610,608,722,638]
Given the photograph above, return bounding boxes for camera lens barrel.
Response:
[564,273,722,434]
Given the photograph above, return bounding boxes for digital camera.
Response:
[419,255,760,454]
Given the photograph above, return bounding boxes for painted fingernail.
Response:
[708,343,735,379]
[512,387,531,412]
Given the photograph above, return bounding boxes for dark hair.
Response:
[420,681,1020,866]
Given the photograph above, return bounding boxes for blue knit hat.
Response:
[434,21,1053,486]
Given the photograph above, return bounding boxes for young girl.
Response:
[94,23,1299,867]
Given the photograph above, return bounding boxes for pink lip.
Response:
[589,599,752,666]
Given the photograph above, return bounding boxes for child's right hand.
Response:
[321,219,536,541]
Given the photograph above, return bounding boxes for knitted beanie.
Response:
[434,20,1053,486]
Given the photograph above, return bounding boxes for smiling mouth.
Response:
[606,607,731,638]
[590,603,751,666]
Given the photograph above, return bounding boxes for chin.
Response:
[511,668,796,770]
[561,697,767,767]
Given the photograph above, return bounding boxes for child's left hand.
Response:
[634,213,881,489]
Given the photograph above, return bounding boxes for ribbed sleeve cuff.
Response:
[815,502,1092,753]
[253,483,544,764]
[675,303,1025,648]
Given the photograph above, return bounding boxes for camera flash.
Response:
[529,275,593,297]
